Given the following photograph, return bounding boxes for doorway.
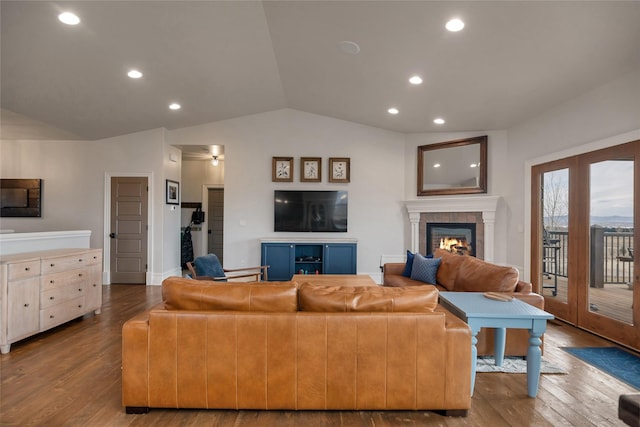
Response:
[531,140,638,350]
[109,176,148,284]
[207,187,224,264]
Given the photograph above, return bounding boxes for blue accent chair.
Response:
[186,253,269,282]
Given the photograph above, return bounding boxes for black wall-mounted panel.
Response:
[0,179,42,217]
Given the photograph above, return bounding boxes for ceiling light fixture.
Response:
[470,163,478,168]
[445,18,465,32]
[127,70,143,79]
[433,118,445,124]
[409,75,423,85]
[433,163,441,168]
[211,156,219,166]
[338,41,360,55]
[388,107,399,115]
[169,103,181,110]
[58,12,80,25]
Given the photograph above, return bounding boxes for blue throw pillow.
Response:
[410,253,441,284]
[194,254,227,280]
[401,250,415,277]
[401,251,433,277]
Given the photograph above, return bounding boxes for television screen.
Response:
[274,190,347,232]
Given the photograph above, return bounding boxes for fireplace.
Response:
[426,223,476,256]
[405,196,499,262]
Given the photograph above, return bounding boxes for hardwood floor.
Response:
[542,276,634,325]
[1,285,637,426]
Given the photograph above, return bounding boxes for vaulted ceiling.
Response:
[2,1,639,141]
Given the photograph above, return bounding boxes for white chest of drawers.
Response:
[0,248,102,354]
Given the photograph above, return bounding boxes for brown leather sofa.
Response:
[122,277,472,414]
[383,248,545,357]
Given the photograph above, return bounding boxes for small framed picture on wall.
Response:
[300,157,321,182]
[329,157,350,183]
[272,157,293,182]
[166,179,180,205]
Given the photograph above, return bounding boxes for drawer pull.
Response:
[24,267,30,271]
[93,284,97,287]
[78,304,82,308]
[49,315,54,319]
[78,259,83,262]
[50,280,54,284]
[78,288,83,292]
[50,263,55,267]
[49,296,55,300]
[78,273,83,277]
[24,303,29,307]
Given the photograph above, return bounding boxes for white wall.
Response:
[0,128,180,284]
[504,67,640,278]
[0,140,103,241]
[167,109,407,277]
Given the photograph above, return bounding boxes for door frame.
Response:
[525,131,639,350]
[531,157,579,323]
[103,172,153,285]
[523,129,640,283]
[200,184,223,258]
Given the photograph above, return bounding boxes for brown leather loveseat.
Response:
[383,248,545,356]
[122,277,472,415]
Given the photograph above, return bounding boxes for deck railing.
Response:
[546,228,633,285]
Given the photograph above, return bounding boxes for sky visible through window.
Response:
[544,160,633,228]
[590,160,633,219]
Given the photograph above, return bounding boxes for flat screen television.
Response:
[274,190,347,232]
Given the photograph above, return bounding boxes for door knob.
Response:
[109,233,116,238]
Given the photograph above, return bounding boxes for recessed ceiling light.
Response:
[388,108,399,115]
[446,18,465,32]
[127,70,143,79]
[58,12,80,25]
[409,75,423,85]
[338,41,360,55]
[433,163,441,168]
[169,103,181,110]
[433,118,445,124]
[470,163,478,168]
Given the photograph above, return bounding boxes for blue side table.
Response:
[439,292,554,398]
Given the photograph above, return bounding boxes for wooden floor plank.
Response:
[1,284,636,426]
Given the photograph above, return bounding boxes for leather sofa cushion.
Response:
[162,277,298,312]
[454,255,519,292]
[434,249,465,291]
[298,283,439,312]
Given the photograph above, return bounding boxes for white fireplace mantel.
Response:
[405,196,500,262]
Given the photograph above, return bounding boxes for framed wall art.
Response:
[272,157,293,182]
[0,178,42,217]
[329,157,350,183]
[166,179,180,205]
[300,157,321,182]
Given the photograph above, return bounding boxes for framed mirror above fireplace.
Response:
[417,135,487,196]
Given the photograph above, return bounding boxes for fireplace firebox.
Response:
[426,223,476,257]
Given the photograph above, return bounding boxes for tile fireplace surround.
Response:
[405,196,500,263]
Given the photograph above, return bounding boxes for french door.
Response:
[531,140,639,350]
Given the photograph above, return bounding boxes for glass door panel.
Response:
[541,168,569,303]
[532,140,638,350]
[587,159,634,325]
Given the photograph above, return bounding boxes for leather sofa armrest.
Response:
[383,263,405,276]
[513,292,544,309]
[122,306,161,408]
[515,280,532,293]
